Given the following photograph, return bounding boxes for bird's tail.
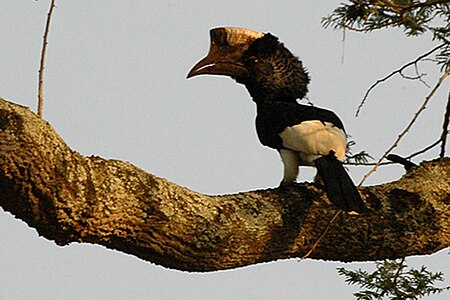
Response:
[314,152,368,213]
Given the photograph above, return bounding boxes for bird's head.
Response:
[187,27,310,102]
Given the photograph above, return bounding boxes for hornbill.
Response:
[187,27,367,213]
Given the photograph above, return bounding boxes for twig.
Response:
[392,257,407,298]
[386,154,417,171]
[398,65,430,88]
[345,161,392,166]
[339,21,398,33]
[341,27,346,65]
[379,0,449,12]
[355,43,446,117]
[301,210,342,260]
[37,0,56,118]
[358,67,450,186]
[406,138,442,159]
[440,91,450,157]
[413,63,430,88]
[399,70,425,82]
[345,138,442,167]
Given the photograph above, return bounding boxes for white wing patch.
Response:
[279,120,347,164]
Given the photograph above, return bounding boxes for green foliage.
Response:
[434,41,450,71]
[322,0,450,70]
[346,140,374,164]
[338,259,450,300]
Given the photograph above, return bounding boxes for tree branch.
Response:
[0,97,449,272]
[356,43,446,117]
[359,67,450,185]
[380,0,450,11]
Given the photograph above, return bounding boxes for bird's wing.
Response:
[279,120,347,163]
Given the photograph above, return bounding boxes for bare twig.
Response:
[341,27,346,65]
[356,43,446,117]
[440,91,450,157]
[399,70,425,82]
[398,64,430,88]
[413,63,431,88]
[345,161,392,166]
[358,67,450,186]
[301,211,342,260]
[406,138,442,159]
[37,0,56,118]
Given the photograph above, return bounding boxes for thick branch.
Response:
[0,97,449,272]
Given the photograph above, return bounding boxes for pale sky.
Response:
[1,1,448,299]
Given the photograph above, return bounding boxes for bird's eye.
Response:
[247,56,258,65]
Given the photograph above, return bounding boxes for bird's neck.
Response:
[249,91,298,106]
[241,79,305,105]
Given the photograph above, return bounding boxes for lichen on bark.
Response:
[0,97,448,272]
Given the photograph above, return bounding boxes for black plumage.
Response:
[237,33,310,102]
[188,27,368,213]
[255,101,344,150]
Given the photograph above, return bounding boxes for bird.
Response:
[187,27,368,213]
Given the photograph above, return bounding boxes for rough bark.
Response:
[0,97,449,272]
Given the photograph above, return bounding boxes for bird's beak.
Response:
[187,46,247,79]
[187,27,264,79]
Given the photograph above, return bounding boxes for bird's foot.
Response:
[278,180,297,189]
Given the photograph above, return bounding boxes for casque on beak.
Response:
[187,27,264,79]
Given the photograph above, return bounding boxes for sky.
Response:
[1,1,449,299]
